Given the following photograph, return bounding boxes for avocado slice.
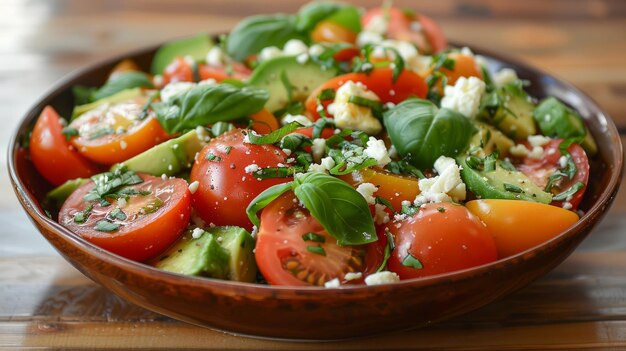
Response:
[151,33,213,75]
[72,87,144,120]
[248,56,338,112]
[533,97,597,156]
[113,129,209,177]
[154,229,230,278]
[468,121,515,157]
[479,82,537,140]
[459,155,552,204]
[44,178,89,210]
[152,226,257,282]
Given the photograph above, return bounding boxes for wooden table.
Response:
[1,0,625,349]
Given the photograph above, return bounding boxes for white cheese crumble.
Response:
[309,44,325,57]
[528,146,544,160]
[244,164,260,174]
[282,113,313,127]
[296,53,309,64]
[188,181,200,194]
[307,163,327,173]
[493,68,520,89]
[258,46,283,62]
[562,202,573,210]
[558,155,568,168]
[160,81,196,103]
[283,39,309,56]
[206,46,228,67]
[324,278,341,288]
[374,203,390,225]
[415,156,466,204]
[344,272,363,281]
[332,80,382,135]
[311,138,326,162]
[509,144,529,157]
[191,227,205,239]
[441,76,486,118]
[363,137,392,167]
[119,140,127,150]
[528,135,552,147]
[320,156,336,171]
[117,198,127,208]
[356,182,378,205]
[364,271,400,286]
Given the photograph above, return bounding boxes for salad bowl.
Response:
[8,39,623,340]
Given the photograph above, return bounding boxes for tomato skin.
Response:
[440,52,483,86]
[59,174,192,262]
[255,192,383,286]
[516,139,589,210]
[466,199,579,258]
[162,58,251,86]
[311,20,357,44]
[416,14,447,54]
[29,106,103,186]
[387,203,497,279]
[190,129,291,231]
[339,169,419,212]
[249,108,279,135]
[162,58,193,85]
[305,68,428,119]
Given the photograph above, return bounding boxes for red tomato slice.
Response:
[255,192,384,286]
[161,58,251,86]
[304,68,428,120]
[29,106,103,186]
[59,174,192,262]
[68,98,170,165]
[311,20,357,44]
[387,203,497,279]
[516,139,589,210]
[189,129,291,231]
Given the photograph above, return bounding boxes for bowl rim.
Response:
[7,38,624,294]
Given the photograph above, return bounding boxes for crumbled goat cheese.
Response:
[119,140,127,150]
[282,113,313,127]
[363,137,392,167]
[206,46,227,67]
[493,68,520,89]
[244,164,260,174]
[509,144,529,157]
[415,156,466,204]
[365,271,400,286]
[283,39,309,56]
[160,81,196,103]
[188,181,200,194]
[528,135,552,147]
[191,227,205,239]
[528,146,544,160]
[374,204,390,225]
[356,182,378,205]
[296,53,309,64]
[332,81,382,135]
[562,202,573,210]
[258,46,283,62]
[309,44,325,57]
[117,198,127,208]
[558,155,568,168]
[441,76,486,118]
[311,138,326,162]
[460,46,474,57]
[307,163,327,173]
[320,156,336,171]
[324,278,341,288]
[344,272,363,281]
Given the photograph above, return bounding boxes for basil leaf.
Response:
[72,86,96,105]
[533,97,586,140]
[247,121,302,145]
[322,6,362,33]
[295,1,344,32]
[226,15,307,61]
[552,181,585,201]
[93,72,154,101]
[95,220,120,232]
[293,172,377,245]
[384,98,476,169]
[401,253,423,269]
[152,83,268,134]
[246,182,294,228]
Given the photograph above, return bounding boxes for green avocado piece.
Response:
[533,97,597,156]
[152,226,256,282]
[44,178,89,210]
[459,155,552,204]
[468,122,515,158]
[113,129,209,177]
[153,229,230,278]
[72,87,144,120]
[479,82,537,140]
[248,56,338,112]
[151,33,213,75]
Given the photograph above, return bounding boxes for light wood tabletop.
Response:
[1,0,625,349]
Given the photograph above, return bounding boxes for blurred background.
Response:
[1,0,625,348]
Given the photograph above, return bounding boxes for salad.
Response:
[28,2,595,287]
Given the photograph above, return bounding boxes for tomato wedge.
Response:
[387,203,497,279]
[255,192,384,286]
[68,98,170,165]
[161,57,251,85]
[516,139,589,210]
[59,174,192,262]
[305,68,428,120]
[29,106,103,186]
[466,199,579,258]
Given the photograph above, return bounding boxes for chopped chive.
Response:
[302,232,326,243]
[504,183,523,193]
[73,204,93,224]
[94,220,120,232]
[109,208,127,221]
[206,153,221,162]
[552,181,585,201]
[437,207,446,213]
[224,146,233,154]
[375,196,396,214]
[62,127,79,140]
[88,127,115,140]
[317,88,336,101]
[401,253,423,269]
[307,245,326,256]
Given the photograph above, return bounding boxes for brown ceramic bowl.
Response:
[8,40,624,340]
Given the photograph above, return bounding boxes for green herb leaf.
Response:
[307,245,326,256]
[376,230,395,272]
[302,232,326,243]
[109,208,127,221]
[62,127,79,140]
[92,72,155,101]
[280,133,312,151]
[401,253,423,269]
[94,220,120,232]
[151,33,213,75]
[246,121,302,145]
[246,182,294,228]
[384,98,476,169]
[152,83,268,134]
[73,204,93,224]
[210,122,235,137]
[552,181,585,201]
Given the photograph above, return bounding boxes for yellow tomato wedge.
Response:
[466,199,579,258]
[339,168,419,211]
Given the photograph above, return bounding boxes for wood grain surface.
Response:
[1,0,625,349]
